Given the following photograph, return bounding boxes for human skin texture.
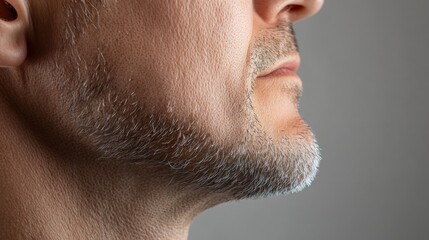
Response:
[0,0,323,239]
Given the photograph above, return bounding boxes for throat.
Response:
[0,142,222,240]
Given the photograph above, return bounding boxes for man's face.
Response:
[30,0,322,198]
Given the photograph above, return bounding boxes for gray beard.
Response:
[60,23,321,200]
[75,98,320,199]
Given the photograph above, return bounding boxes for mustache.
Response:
[249,22,299,78]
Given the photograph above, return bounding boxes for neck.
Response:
[0,92,224,240]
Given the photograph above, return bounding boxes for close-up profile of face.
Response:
[4,1,429,240]
[8,0,323,198]
[0,1,325,239]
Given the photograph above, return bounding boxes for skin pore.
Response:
[0,0,323,239]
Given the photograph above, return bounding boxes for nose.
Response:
[254,0,324,24]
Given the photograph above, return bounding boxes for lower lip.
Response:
[258,68,299,79]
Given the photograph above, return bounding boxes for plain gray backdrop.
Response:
[189,0,429,239]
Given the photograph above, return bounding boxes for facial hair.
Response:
[60,22,321,199]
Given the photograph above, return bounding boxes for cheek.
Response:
[102,1,254,141]
[181,1,254,136]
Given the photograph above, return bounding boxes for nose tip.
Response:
[254,0,324,24]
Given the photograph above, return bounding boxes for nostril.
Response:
[283,4,304,13]
[282,0,324,23]
[280,4,307,22]
[283,2,323,23]
[0,1,18,21]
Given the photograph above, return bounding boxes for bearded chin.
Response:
[74,90,321,199]
[64,47,320,200]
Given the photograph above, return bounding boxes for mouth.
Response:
[257,53,301,79]
[251,53,304,140]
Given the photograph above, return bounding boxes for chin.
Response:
[163,113,322,200]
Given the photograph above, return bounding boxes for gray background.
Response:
[189,0,429,239]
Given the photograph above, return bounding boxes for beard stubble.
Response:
[59,22,321,199]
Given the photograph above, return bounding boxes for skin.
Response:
[0,0,323,239]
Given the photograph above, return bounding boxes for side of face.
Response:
[71,0,253,141]
[2,0,323,199]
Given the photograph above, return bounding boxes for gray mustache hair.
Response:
[249,22,299,78]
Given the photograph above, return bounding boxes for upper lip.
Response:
[257,54,301,78]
